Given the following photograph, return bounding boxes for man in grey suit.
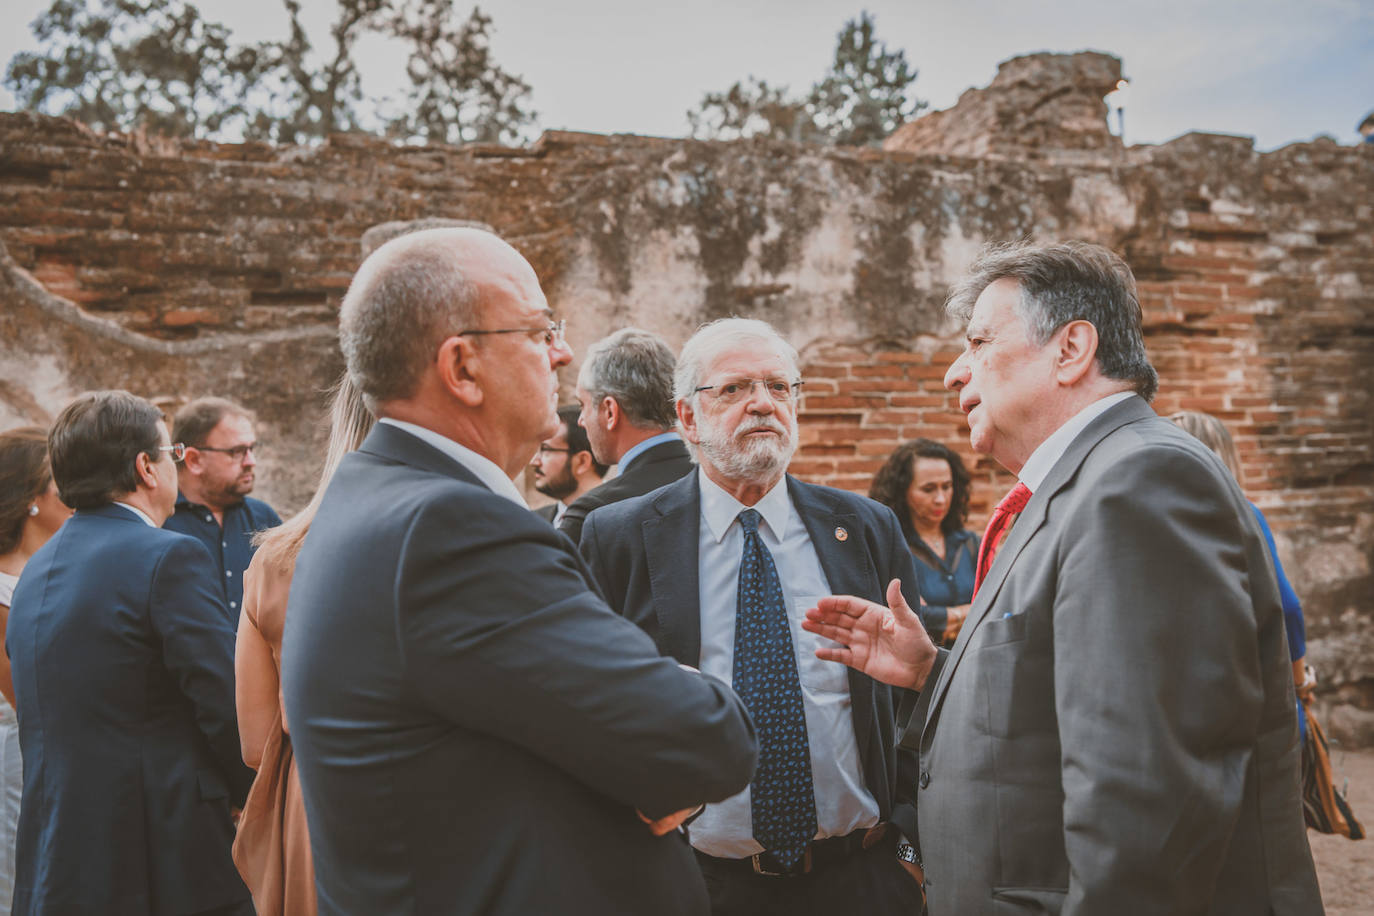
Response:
[803,242,1322,914]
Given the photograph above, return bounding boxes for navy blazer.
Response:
[7,505,252,916]
[579,472,923,843]
[282,423,757,916]
[558,437,695,544]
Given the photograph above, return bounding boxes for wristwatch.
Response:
[896,842,920,866]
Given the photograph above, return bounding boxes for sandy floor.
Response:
[1309,746,1374,915]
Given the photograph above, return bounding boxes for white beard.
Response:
[697,413,797,483]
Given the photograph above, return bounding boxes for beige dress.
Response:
[233,551,315,916]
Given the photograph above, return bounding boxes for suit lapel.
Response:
[920,396,1157,742]
[640,475,704,667]
[789,478,878,755]
[359,422,486,488]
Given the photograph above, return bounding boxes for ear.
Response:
[570,450,594,477]
[436,335,485,407]
[134,451,160,490]
[600,395,621,432]
[676,398,700,446]
[1054,320,1099,387]
[181,448,205,475]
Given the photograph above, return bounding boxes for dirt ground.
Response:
[1309,746,1374,915]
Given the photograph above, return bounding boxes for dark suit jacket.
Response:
[579,472,922,844]
[558,437,694,544]
[282,423,757,916]
[533,502,559,523]
[6,505,252,916]
[910,396,1323,915]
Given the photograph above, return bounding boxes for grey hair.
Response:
[946,241,1158,401]
[339,228,485,410]
[576,328,677,430]
[673,318,801,406]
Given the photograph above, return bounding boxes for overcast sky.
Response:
[3,0,1371,151]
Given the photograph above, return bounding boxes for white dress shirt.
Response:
[113,501,157,527]
[379,418,528,507]
[690,470,879,858]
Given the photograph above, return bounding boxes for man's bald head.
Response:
[339,228,538,410]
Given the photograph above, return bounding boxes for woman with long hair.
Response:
[869,438,979,646]
[233,378,374,916]
[0,426,71,909]
[1167,411,1311,712]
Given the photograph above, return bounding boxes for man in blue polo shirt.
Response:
[164,397,281,619]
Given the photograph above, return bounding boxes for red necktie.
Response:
[973,482,1032,597]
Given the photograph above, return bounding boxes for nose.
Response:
[744,380,777,413]
[550,338,573,369]
[944,352,969,391]
[242,448,257,468]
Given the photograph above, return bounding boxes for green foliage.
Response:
[689,11,925,147]
[380,1,534,144]
[4,0,537,144]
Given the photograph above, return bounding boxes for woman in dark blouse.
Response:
[869,439,979,646]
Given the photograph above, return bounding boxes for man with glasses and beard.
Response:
[165,398,281,620]
[579,318,926,916]
[531,405,608,526]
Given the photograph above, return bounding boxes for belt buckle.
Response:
[750,847,811,877]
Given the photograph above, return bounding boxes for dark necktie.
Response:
[973,482,1032,597]
[733,508,817,868]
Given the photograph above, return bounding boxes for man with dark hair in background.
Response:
[531,404,608,525]
[7,390,252,916]
[560,327,694,544]
[166,397,281,619]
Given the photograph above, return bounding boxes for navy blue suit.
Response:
[6,504,253,915]
[282,423,757,915]
[578,473,924,848]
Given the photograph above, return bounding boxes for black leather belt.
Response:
[697,824,888,878]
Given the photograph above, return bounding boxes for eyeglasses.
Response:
[158,443,187,462]
[693,377,804,405]
[536,444,572,454]
[193,443,257,462]
[458,319,566,348]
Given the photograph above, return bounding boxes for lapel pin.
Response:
[834,526,848,542]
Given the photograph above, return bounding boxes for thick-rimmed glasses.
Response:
[458,319,566,348]
[535,444,572,455]
[693,377,804,405]
[193,443,257,462]
[158,443,187,462]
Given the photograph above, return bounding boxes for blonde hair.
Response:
[1167,410,1242,484]
[254,375,375,567]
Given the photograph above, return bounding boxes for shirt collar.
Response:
[698,468,792,544]
[379,418,528,508]
[619,431,680,473]
[113,501,157,527]
[1017,391,1137,493]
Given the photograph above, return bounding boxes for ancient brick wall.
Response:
[2,53,1371,739]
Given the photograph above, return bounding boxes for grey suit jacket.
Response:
[909,396,1322,915]
[580,472,924,844]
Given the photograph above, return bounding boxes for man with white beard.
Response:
[579,318,926,916]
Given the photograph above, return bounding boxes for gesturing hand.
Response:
[801,579,939,691]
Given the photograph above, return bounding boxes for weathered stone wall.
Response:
[2,53,1371,739]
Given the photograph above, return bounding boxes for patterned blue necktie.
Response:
[733,508,817,868]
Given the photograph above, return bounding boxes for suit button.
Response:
[919,770,931,789]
